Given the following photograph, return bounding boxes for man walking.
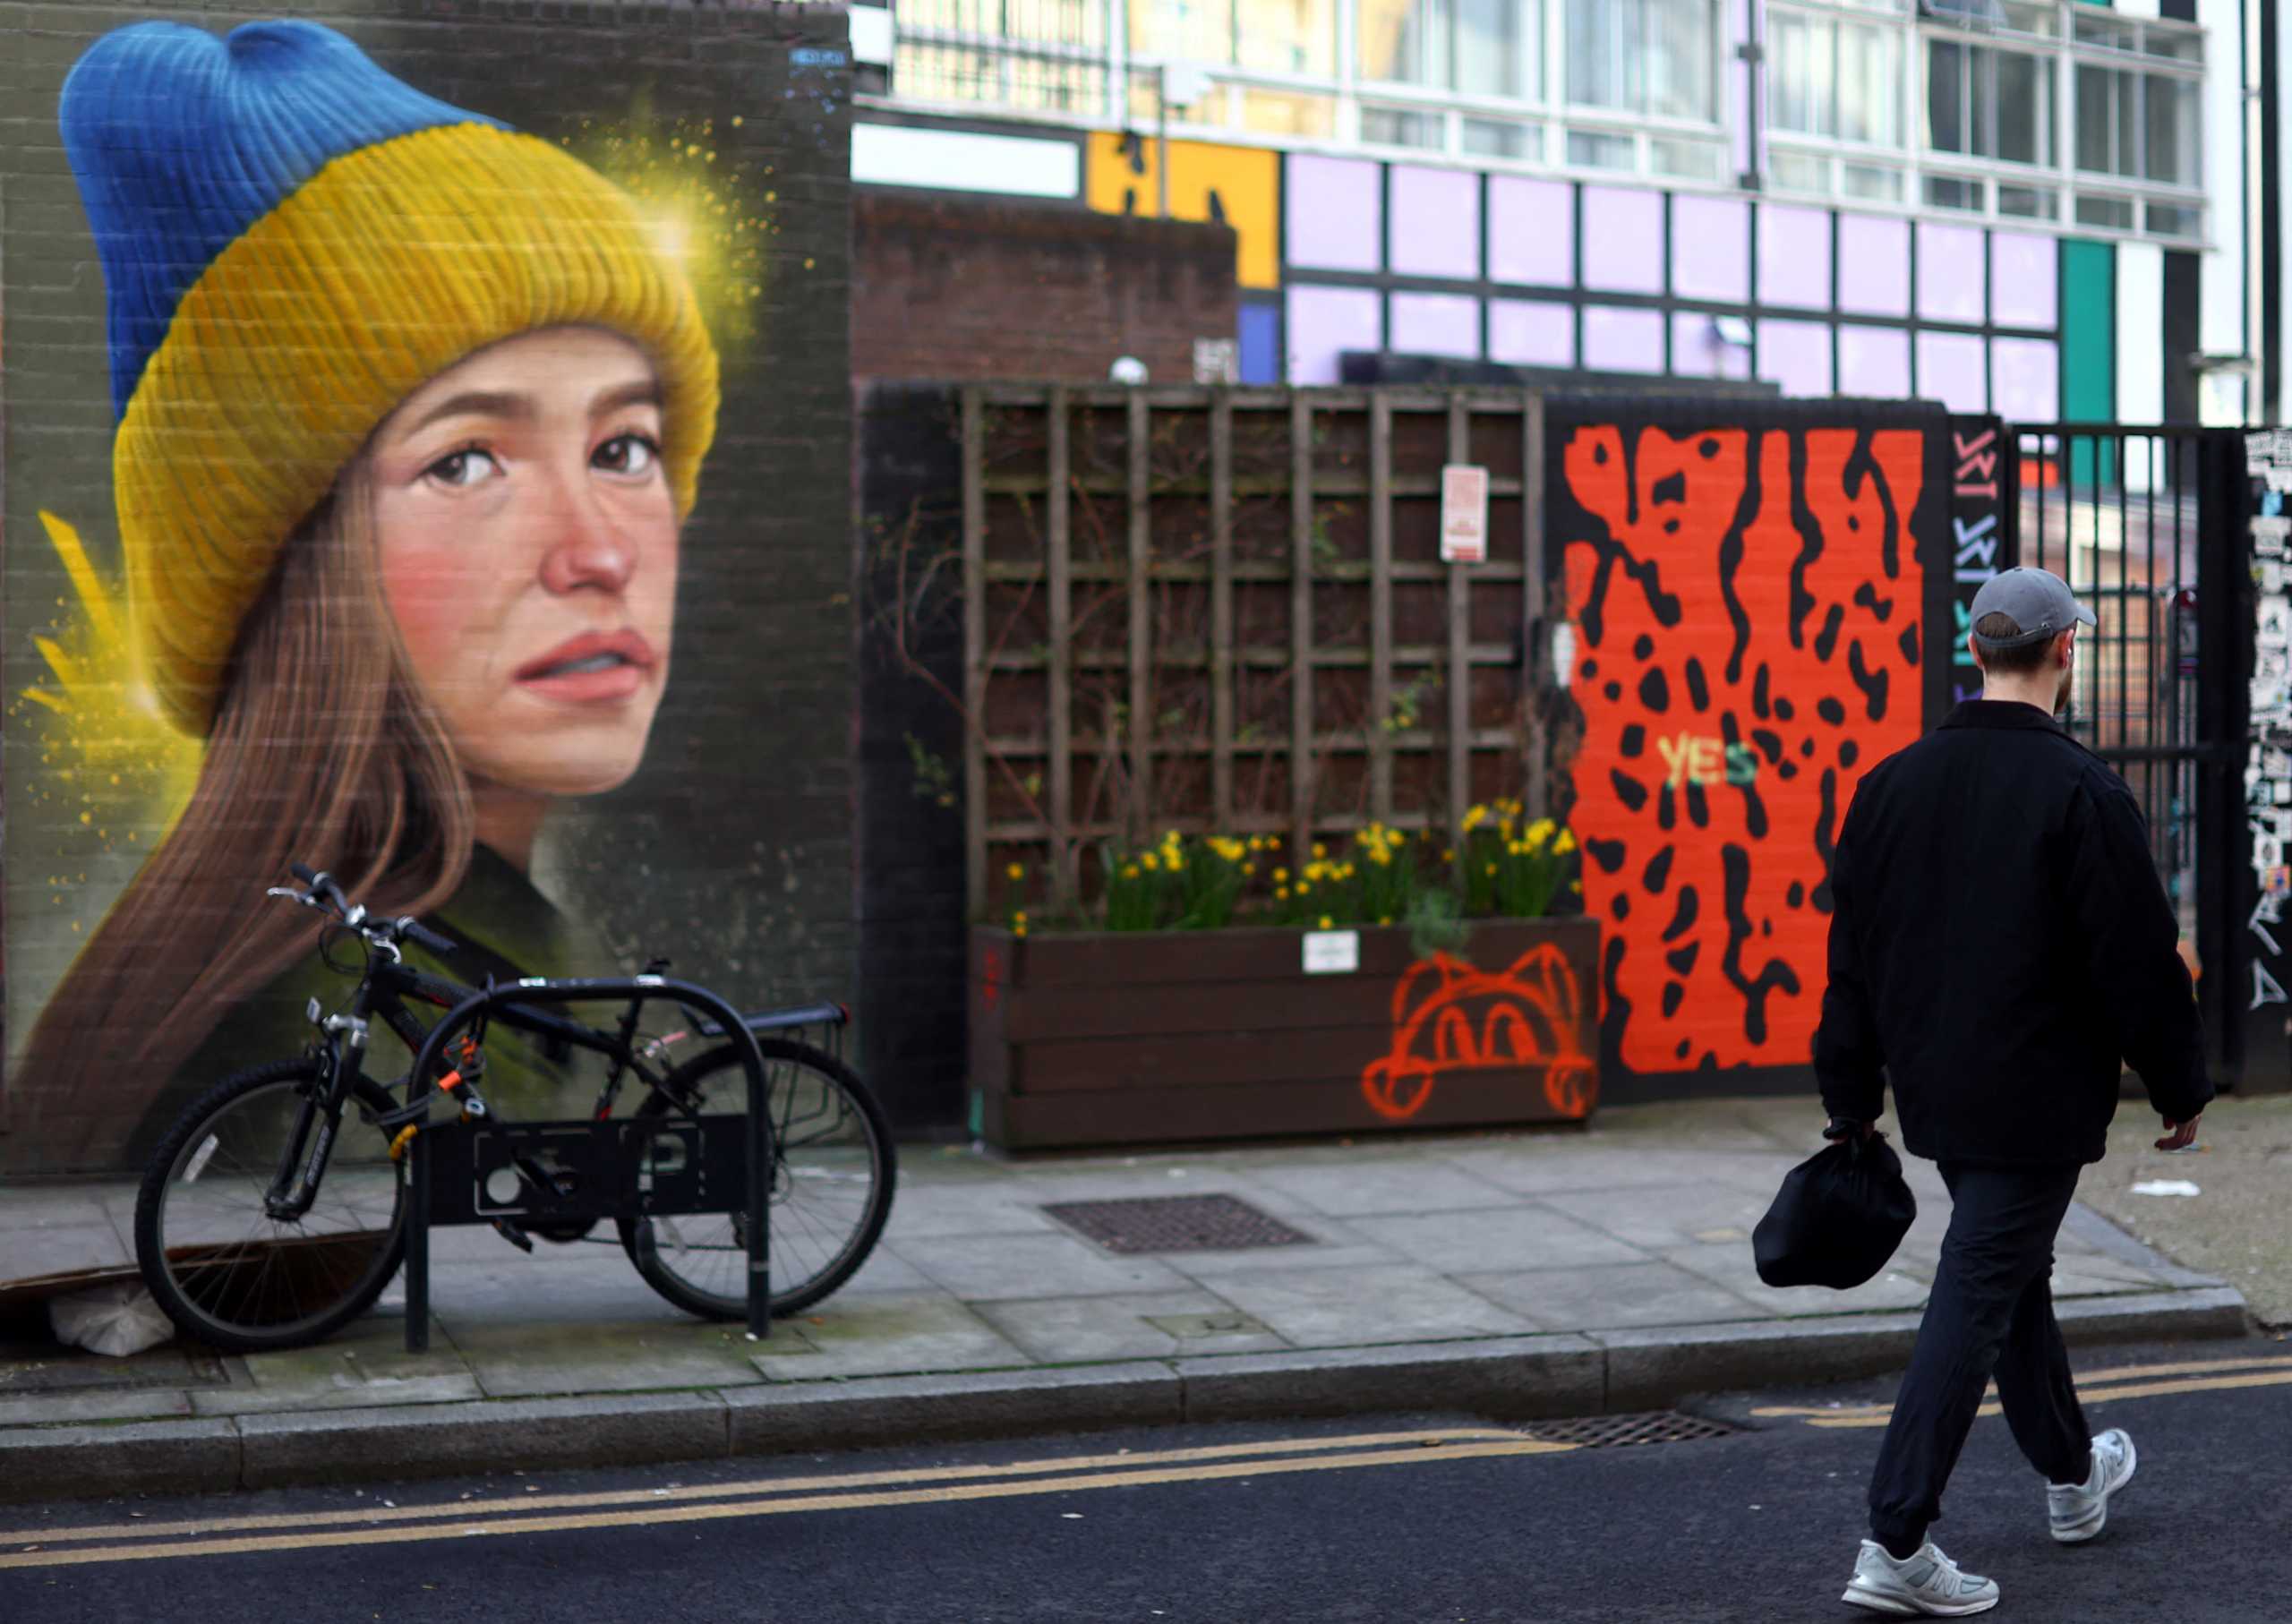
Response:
[1814,567,2211,1617]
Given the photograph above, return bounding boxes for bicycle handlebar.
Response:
[273,865,456,959]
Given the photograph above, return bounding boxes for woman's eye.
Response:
[594,433,661,478]
[423,449,501,489]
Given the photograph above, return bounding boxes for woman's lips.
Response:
[514,630,656,703]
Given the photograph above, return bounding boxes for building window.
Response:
[1770,9,1901,146]
[1358,0,1531,98]
[1134,0,1338,78]
[1926,38,2051,167]
[2074,66,2198,190]
[1566,0,1715,123]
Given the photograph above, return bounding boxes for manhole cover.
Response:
[1041,1194,1314,1254]
[0,1344,227,1397]
[1521,1411,1736,1449]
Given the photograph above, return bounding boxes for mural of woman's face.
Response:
[369,327,679,799]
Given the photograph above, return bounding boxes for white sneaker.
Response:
[2048,1427,2136,1544]
[1842,1539,2001,1617]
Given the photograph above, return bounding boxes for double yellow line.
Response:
[1752,1352,2292,1430]
[0,1427,1576,1571]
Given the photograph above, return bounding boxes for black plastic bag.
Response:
[1753,1133,1917,1290]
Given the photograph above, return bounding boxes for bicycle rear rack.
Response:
[398,975,775,1351]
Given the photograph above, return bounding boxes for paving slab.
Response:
[451,1318,762,1399]
[1201,1261,1542,1345]
[750,1290,1029,1381]
[1455,1261,1764,1332]
[892,1230,1194,1301]
[972,1290,1288,1363]
[1347,1204,1649,1275]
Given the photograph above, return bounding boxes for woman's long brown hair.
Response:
[15,458,476,1171]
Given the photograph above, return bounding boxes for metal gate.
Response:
[1997,423,2264,1091]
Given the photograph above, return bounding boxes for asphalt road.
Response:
[4,1336,2288,1624]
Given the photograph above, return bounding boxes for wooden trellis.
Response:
[958,384,1555,913]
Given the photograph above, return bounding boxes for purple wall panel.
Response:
[1757,318,1833,397]
[1916,329,1988,413]
[1837,214,1911,317]
[1390,291,1480,358]
[1390,165,1481,280]
[1583,305,1665,372]
[1671,312,1752,380]
[1671,195,1749,303]
[1581,186,1664,295]
[1285,284,1381,384]
[1916,221,1987,325]
[1488,299,1574,367]
[1991,231,2057,330]
[1488,175,1574,287]
[1838,322,1911,397]
[1286,154,1382,272]
[1991,337,2060,421]
[1757,204,1831,310]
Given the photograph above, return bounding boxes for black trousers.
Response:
[1869,1162,2093,1552]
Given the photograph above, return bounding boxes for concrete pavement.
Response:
[0,1096,2248,1504]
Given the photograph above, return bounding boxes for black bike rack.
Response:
[398,976,774,1352]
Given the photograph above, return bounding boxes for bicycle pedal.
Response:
[491,1218,536,1253]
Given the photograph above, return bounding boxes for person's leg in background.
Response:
[1991,1235,2093,1490]
[1866,1163,2085,1556]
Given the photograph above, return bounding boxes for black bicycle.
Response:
[133,866,896,1354]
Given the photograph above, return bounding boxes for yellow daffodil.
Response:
[1318,916,1333,929]
[1274,867,1289,883]
[1122,865,1140,880]
[1378,916,1392,927]
[1005,862,1025,882]
[1441,848,1455,862]
[1142,853,1159,871]
[1275,886,1290,901]
[1013,922,1029,937]
[1312,842,1327,859]
[1555,830,1577,854]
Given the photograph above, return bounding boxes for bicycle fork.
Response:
[262,1015,369,1222]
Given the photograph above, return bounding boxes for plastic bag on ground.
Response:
[49,1282,175,1357]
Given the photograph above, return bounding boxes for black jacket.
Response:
[1815,700,2211,1166]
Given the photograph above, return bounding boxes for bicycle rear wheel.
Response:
[618,1038,896,1319]
[135,1058,407,1354]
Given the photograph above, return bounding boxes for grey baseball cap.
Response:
[1968,567,2096,649]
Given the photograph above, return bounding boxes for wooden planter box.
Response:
[968,918,1601,1151]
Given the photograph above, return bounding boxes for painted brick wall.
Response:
[853,191,1239,384]
[0,1,856,1169]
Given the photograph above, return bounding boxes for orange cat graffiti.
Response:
[1360,945,1595,1121]
[1561,424,1927,1074]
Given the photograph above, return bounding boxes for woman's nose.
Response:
[537,472,637,595]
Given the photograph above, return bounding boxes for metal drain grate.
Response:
[0,1345,228,1396]
[1041,1193,1314,1254]
[1520,1411,1737,1449]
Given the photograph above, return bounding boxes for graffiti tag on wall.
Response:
[1557,423,1928,1075]
[2244,432,2292,1013]
[1359,946,1595,1121]
[1949,424,2003,706]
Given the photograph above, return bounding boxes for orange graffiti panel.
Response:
[1360,945,1595,1121]
[1561,425,1925,1074]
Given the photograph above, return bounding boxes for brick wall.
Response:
[0,1,856,1169]
[853,191,1239,385]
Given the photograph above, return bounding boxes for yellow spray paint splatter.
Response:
[11,512,201,884]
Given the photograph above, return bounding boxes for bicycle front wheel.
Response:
[619,1038,896,1320]
[135,1058,407,1353]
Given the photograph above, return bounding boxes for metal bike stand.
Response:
[398,977,774,1353]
